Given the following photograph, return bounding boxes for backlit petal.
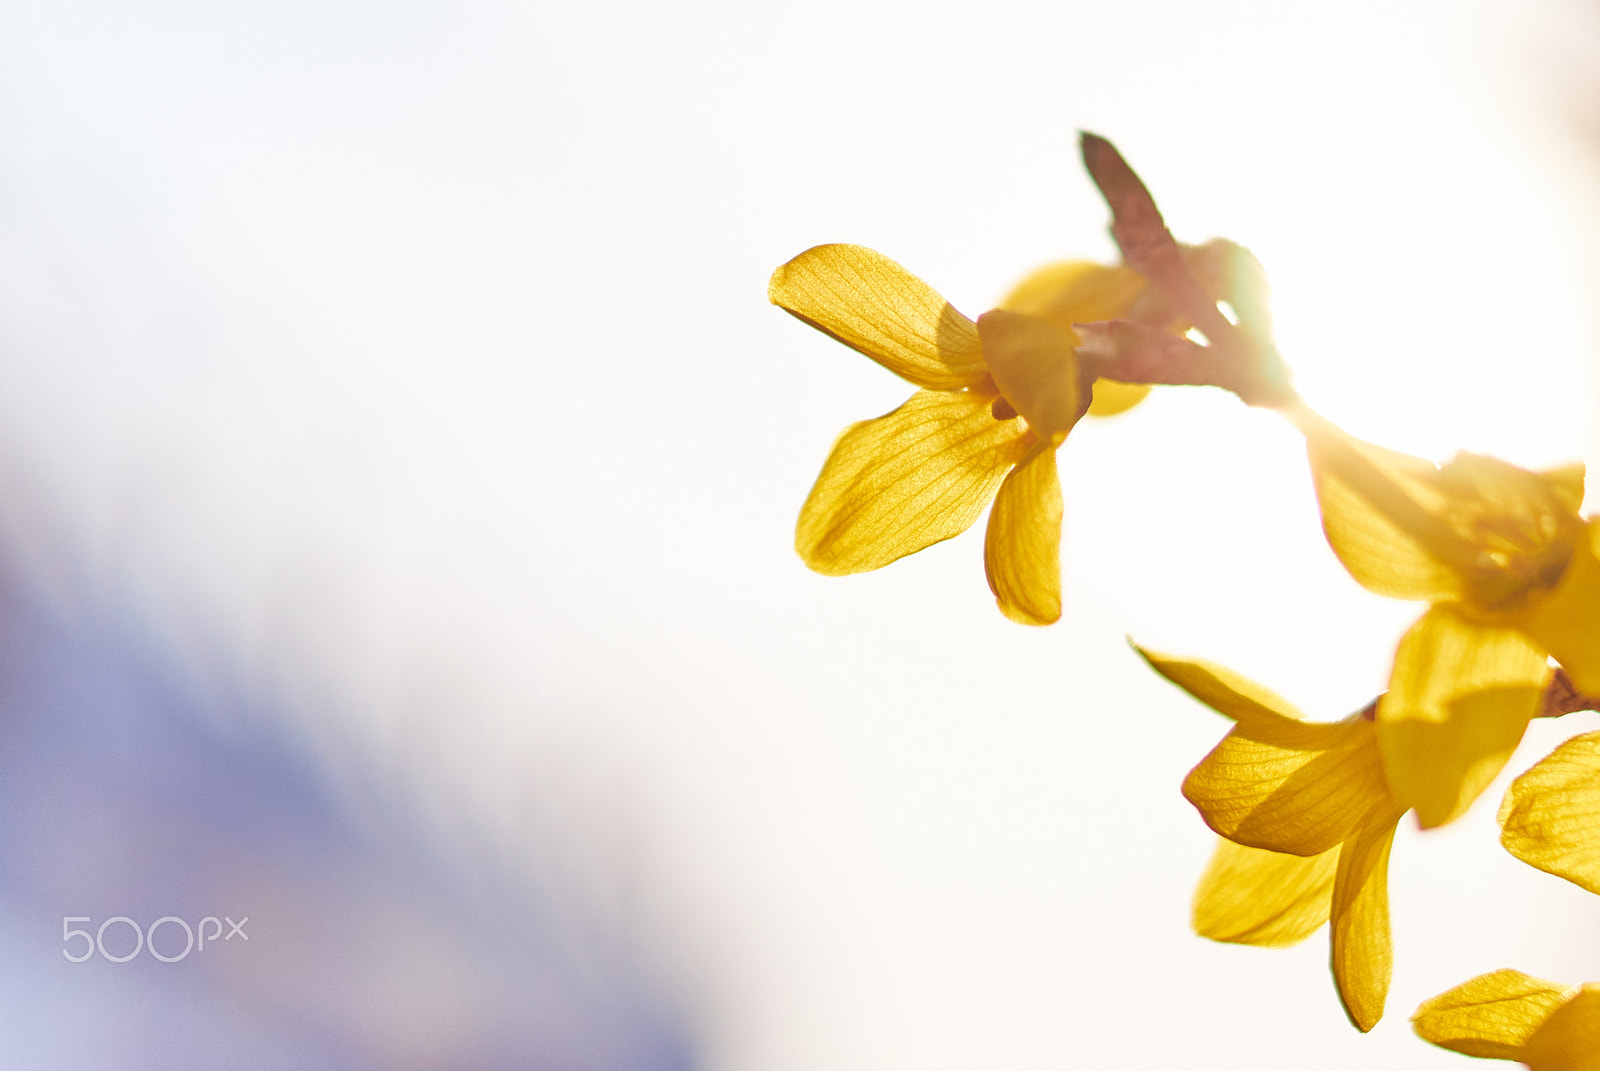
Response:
[1331,813,1402,1033]
[1433,452,1586,612]
[1298,411,1585,613]
[1183,713,1389,856]
[1525,985,1600,1071]
[1134,646,1307,729]
[976,310,1085,443]
[1509,520,1600,696]
[1192,838,1335,948]
[796,390,1030,574]
[1539,462,1587,515]
[998,260,1147,328]
[1297,413,1464,602]
[1379,607,1551,828]
[1413,969,1577,1060]
[769,244,988,390]
[983,441,1062,625]
[1499,731,1600,895]
[1085,380,1153,416]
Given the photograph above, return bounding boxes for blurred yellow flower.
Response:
[1294,408,1599,828]
[1139,645,1405,1031]
[1003,238,1284,416]
[1414,969,1600,1070]
[770,243,1147,624]
[1499,730,1600,895]
[998,260,1151,417]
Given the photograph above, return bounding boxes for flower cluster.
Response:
[772,133,1600,1064]
[1407,733,1600,1068]
[770,135,1290,624]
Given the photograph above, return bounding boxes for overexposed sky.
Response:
[2,1,1599,1068]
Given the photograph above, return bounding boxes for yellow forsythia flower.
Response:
[1499,730,1600,895]
[770,243,1147,624]
[1138,645,1405,1031]
[1294,408,1600,828]
[1415,969,1600,1070]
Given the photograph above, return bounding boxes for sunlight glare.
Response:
[1202,82,1593,478]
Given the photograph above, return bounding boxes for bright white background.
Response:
[1,0,1598,1067]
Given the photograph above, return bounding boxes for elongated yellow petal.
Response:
[975,310,1086,444]
[1509,520,1600,696]
[1331,813,1401,1032]
[1133,646,1307,729]
[1499,731,1600,895]
[1525,985,1600,1071]
[769,244,989,390]
[1413,969,1577,1060]
[1298,415,1465,602]
[1184,713,1389,856]
[1192,837,1336,947]
[1379,607,1550,828]
[983,441,1062,625]
[796,390,1030,574]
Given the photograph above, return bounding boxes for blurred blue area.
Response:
[0,557,696,1070]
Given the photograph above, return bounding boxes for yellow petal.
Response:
[1331,813,1402,1033]
[1143,646,1395,853]
[1499,731,1600,895]
[1434,452,1586,612]
[769,244,988,391]
[1508,519,1600,696]
[1539,462,1587,515]
[1379,606,1551,828]
[999,260,1148,326]
[975,310,1085,443]
[1413,969,1577,1060]
[1133,645,1308,729]
[1085,380,1153,417]
[1183,713,1390,856]
[983,440,1062,625]
[1192,837,1336,948]
[1297,413,1586,612]
[1296,412,1465,602]
[796,390,1030,574]
[1525,985,1600,1071]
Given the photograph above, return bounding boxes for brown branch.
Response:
[1079,132,1238,349]
[1076,319,1270,398]
[1078,133,1297,408]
